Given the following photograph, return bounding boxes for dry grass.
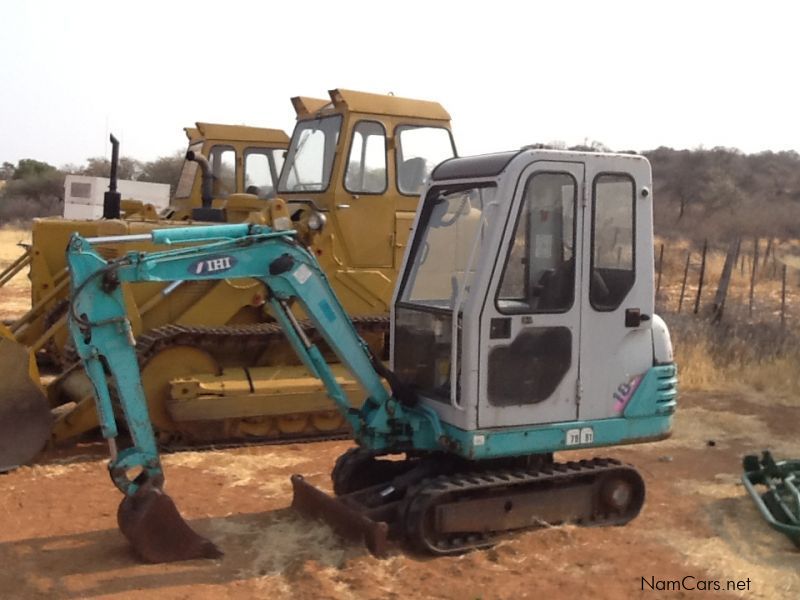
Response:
[0,226,31,262]
[0,226,32,320]
[658,236,800,399]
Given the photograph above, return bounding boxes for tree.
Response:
[0,158,64,221]
[138,151,185,195]
[0,162,14,180]
[79,156,140,180]
[12,158,57,180]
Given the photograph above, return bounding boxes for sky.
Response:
[2,0,800,167]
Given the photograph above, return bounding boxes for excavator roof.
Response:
[184,122,290,146]
[291,89,451,122]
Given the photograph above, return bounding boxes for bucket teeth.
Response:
[117,482,222,563]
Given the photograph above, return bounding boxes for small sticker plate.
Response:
[565,427,594,446]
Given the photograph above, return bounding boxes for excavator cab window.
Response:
[209,145,236,198]
[344,120,387,194]
[175,141,203,199]
[497,172,577,313]
[394,183,496,402]
[278,115,342,193]
[590,174,635,310]
[396,126,456,195]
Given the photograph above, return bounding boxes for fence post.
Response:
[739,240,746,276]
[656,243,665,299]
[694,240,707,314]
[749,237,759,316]
[781,264,788,328]
[763,238,773,269]
[678,251,691,313]
[712,238,738,323]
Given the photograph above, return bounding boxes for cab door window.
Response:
[344,121,387,194]
[591,174,635,310]
[497,172,577,313]
[209,145,236,197]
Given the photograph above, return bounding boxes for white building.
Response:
[63,175,170,219]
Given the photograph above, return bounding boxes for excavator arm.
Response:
[67,223,405,561]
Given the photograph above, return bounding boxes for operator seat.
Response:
[399,157,427,194]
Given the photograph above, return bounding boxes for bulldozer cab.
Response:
[393,149,656,434]
[276,89,455,311]
[170,122,290,217]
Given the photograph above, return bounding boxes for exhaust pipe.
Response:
[103,134,121,219]
[186,150,213,208]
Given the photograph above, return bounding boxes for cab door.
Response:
[478,161,585,428]
[333,119,395,268]
[577,158,654,421]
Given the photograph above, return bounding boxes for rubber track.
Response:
[404,457,642,554]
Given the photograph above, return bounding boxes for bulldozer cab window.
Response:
[497,172,577,313]
[591,174,635,310]
[344,121,387,194]
[244,148,282,199]
[396,126,456,196]
[209,145,236,197]
[175,141,202,199]
[400,184,496,309]
[272,149,285,181]
[278,115,342,193]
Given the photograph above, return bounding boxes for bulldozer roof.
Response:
[183,122,290,145]
[291,89,451,122]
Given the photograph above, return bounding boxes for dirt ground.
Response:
[1,228,799,598]
[0,389,797,599]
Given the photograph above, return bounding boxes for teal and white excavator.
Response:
[66,148,677,562]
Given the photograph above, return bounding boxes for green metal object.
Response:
[742,450,800,548]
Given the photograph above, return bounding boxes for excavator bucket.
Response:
[117,480,223,563]
[0,328,51,472]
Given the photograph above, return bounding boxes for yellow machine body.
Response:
[1,90,454,450]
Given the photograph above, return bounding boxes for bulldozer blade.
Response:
[0,336,52,472]
[290,474,389,557]
[117,483,223,563]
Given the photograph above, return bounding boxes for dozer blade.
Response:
[290,474,389,557]
[117,481,223,563]
[0,335,52,472]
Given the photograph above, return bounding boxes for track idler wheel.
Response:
[0,333,52,472]
[117,479,222,563]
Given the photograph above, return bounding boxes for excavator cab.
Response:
[393,148,676,445]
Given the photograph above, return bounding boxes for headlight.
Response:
[307,211,326,231]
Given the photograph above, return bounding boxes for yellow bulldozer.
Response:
[0,88,455,470]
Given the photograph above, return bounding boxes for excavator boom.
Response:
[66,223,408,560]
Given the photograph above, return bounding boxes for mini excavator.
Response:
[66,148,677,562]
